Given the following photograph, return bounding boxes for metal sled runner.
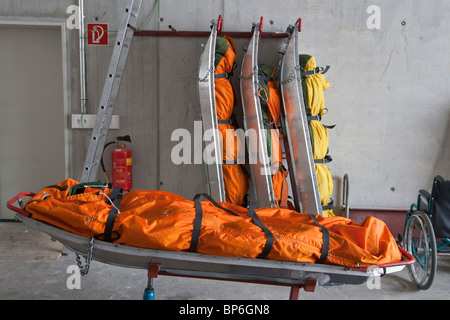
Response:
[240,17,278,209]
[7,192,414,300]
[198,16,226,202]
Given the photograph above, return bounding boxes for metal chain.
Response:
[75,237,95,276]
[198,67,214,82]
[280,66,300,85]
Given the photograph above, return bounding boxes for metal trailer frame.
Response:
[7,192,414,300]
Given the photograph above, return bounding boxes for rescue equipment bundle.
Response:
[299,55,335,217]
[23,179,402,268]
[214,35,249,206]
[257,64,290,208]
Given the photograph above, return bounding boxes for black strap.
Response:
[217,119,232,125]
[302,65,330,77]
[308,115,322,121]
[308,115,336,130]
[44,184,68,192]
[247,201,274,259]
[307,110,336,130]
[323,123,336,129]
[215,73,230,79]
[189,194,274,258]
[322,198,335,211]
[189,194,204,252]
[307,213,330,263]
[257,64,274,83]
[189,193,240,253]
[314,155,333,164]
[264,124,278,130]
[258,74,273,82]
[190,194,326,262]
[103,187,123,242]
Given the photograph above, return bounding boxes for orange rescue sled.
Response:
[22,179,401,268]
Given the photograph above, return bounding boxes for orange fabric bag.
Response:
[24,179,401,268]
[23,179,116,239]
[257,65,290,208]
[214,35,248,206]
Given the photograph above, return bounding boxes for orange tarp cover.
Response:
[24,179,401,268]
[215,35,248,206]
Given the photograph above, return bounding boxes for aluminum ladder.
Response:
[80,0,142,183]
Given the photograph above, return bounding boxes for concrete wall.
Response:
[2,0,449,211]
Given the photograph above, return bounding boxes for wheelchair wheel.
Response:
[403,210,437,290]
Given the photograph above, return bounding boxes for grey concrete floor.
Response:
[1,223,450,300]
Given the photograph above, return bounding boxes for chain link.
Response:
[75,237,94,276]
[280,66,300,85]
[198,67,214,82]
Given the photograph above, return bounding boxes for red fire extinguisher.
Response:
[101,135,133,191]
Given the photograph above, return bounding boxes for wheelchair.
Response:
[402,175,450,290]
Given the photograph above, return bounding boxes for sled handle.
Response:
[217,14,223,34]
[296,18,302,32]
[6,192,35,217]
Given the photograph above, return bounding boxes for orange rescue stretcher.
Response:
[7,181,414,300]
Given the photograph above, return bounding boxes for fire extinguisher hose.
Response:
[101,141,117,186]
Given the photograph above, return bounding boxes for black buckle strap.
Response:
[308,114,322,121]
[302,65,330,77]
[322,198,335,211]
[307,110,336,129]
